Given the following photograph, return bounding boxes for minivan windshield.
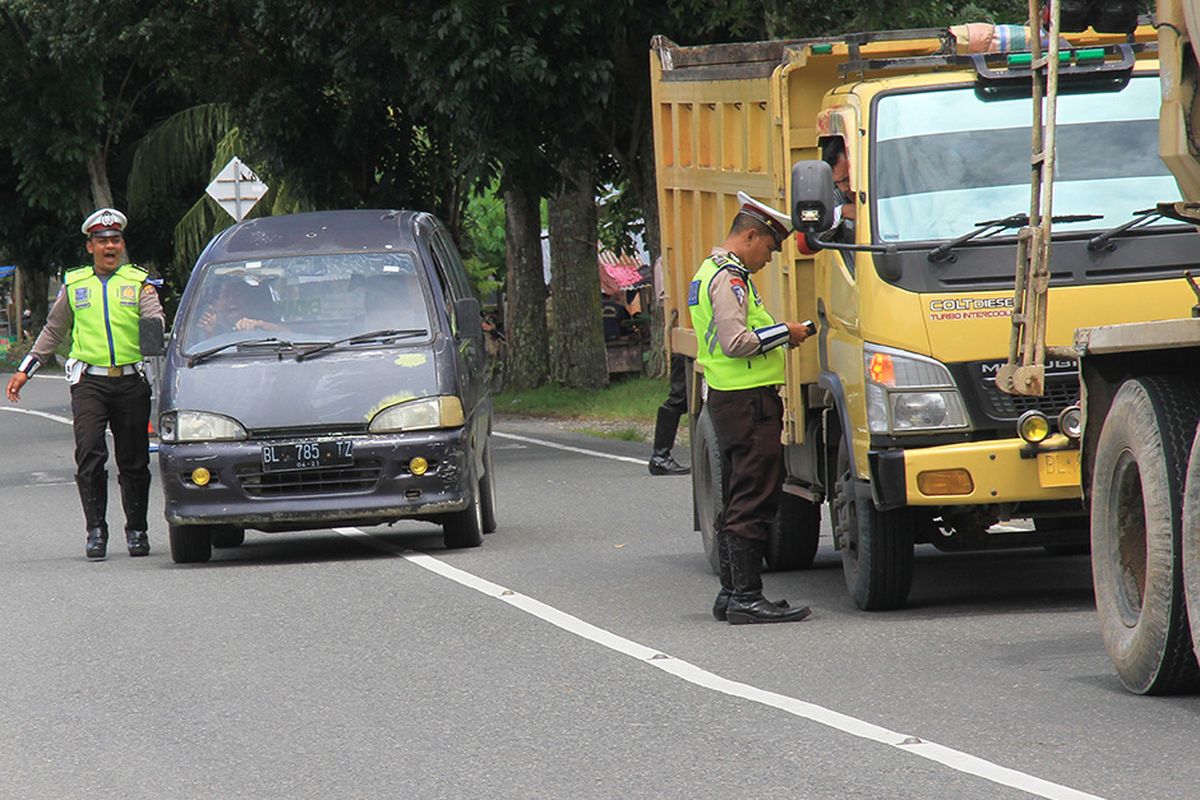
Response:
[873,76,1179,243]
[179,251,431,354]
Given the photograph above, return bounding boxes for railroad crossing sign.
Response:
[206,157,269,222]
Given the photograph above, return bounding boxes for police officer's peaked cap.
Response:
[81,208,127,238]
[736,191,791,244]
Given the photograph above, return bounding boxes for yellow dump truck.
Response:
[651,21,1195,610]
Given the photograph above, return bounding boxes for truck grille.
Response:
[236,460,383,497]
[979,377,1078,419]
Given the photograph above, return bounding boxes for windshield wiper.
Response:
[187,337,302,368]
[1087,207,1162,252]
[927,212,1103,263]
[295,328,427,362]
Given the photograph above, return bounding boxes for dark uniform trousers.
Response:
[71,373,152,528]
[708,385,784,542]
[661,353,688,416]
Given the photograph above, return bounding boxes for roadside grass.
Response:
[495,374,667,426]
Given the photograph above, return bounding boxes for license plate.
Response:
[261,440,353,473]
[1037,449,1080,489]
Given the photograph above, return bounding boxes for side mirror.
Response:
[454,296,483,340]
[791,160,836,233]
[139,317,166,357]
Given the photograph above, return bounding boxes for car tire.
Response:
[1092,377,1200,694]
[480,440,498,534]
[766,492,821,572]
[443,488,485,549]
[692,406,723,575]
[169,524,212,564]
[831,438,914,610]
[211,526,245,549]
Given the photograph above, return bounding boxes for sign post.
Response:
[206,157,270,222]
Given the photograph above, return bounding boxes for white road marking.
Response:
[334,526,1103,800]
[494,431,646,465]
[0,406,73,425]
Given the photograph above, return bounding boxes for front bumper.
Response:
[158,428,471,529]
[870,434,1081,509]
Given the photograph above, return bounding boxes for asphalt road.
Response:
[1,375,1197,800]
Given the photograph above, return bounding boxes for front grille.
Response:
[236,459,383,497]
[249,424,369,440]
[979,376,1078,420]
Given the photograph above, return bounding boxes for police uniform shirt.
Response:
[28,275,164,366]
[705,247,773,359]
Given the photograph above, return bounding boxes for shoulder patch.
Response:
[687,280,701,306]
[710,253,730,268]
[729,276,747,306]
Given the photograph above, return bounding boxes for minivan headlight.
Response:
[159,410,248,443]
[864,344,970,434]
[369,396,465,433]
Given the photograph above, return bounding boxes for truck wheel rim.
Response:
[1112,449,1147,624]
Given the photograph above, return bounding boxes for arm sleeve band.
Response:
[18,354,41,377]
[753,323,790,353]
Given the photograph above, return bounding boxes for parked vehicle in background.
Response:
[155,210,495,563]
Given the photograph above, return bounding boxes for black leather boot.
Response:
[76,471,109,560]
[726,535,811,624]
[713,531,790,621]
[119,474,152,557]
[648,407,689,476]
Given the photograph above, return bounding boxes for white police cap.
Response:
[81,208,127,238]
[736,191,791,243]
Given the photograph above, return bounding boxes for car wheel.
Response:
[443,488,484,549]
[831,438,914,610]
[169,524,212,564]
[1091,377,1200,694]
[692,406,723,575]
[480,440,498,534]
[211,526,246,549]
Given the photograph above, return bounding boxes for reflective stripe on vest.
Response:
[687,255,785,391]
[65,264,148,367]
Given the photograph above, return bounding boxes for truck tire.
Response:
[832,439,914,610]
[1179,425,1200,667]
[211,526,245,548]
[692,406,722,574]
[766,492,820,572]
[480,440,498,534]
[1091,376,1200,694]
[169,524,212,564]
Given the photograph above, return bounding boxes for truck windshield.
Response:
[873,76,1177,243]
[179,251,432,354]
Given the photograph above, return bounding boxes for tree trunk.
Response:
[86,151,114,211]
[503,182,549,390]
[548,152,608,390]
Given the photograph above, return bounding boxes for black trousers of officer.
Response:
[708,385,784,542]
[71,373,152,527]
[661,353,688,416]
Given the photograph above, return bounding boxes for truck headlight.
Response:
[159,410,248,443]
[864,344,970,434]
[369,396,465,433]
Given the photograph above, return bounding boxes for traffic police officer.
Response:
[689,192,813,624]
[5,208,165,559]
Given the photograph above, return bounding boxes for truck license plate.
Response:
[261,440,353,473]
[1037,449,1080,489]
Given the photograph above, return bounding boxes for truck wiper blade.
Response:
[295,328,427,362]
[1086,208,1161,252]
[927,212,1103,263]
[187,337,300,368]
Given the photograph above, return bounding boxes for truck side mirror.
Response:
[791,160,836,233]
[454,296,483,340]
[139,316,166,357]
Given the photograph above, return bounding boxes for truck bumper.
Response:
[870,435,1081,509]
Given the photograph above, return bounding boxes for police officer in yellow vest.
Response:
[689,192,814,624]
[5,209,165,559]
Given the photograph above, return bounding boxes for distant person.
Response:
[648,256,689,476]
[688,192,814,625]
[5,208,163,560]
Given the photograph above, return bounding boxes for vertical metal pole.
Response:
[233,157,244,222]
[1032,5,1063,371]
